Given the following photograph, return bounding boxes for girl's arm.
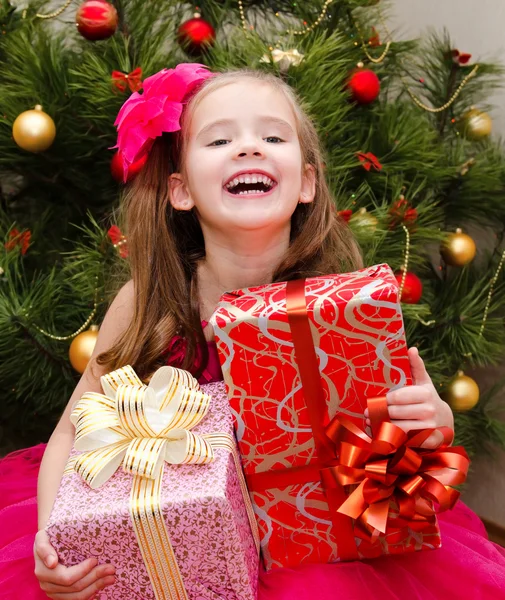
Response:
[35,279,135,599]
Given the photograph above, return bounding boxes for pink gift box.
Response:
[46,380,259,600]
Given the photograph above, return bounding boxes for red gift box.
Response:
[210,264,468,570]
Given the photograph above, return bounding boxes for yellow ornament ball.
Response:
[444,371,480,412]
[69,325,99,374]
[441,228,476,266]
[12,105,56,152]
[349,207,378,235]
[459,108,492,141]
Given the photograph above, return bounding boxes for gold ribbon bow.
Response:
[70,365,214,489]
[67,365,259,600]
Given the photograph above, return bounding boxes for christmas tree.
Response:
[1,0,505,456]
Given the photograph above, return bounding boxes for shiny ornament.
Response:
[260,48,305,72]
[444,371,480,412]
[110,151,147,183]
[76,0,118,41]
[458,108,492,141]
[69,325,99,374]
[441,228,476,266]
[349,207,378,234]
[12,105,56,153]
[348,69,380,104]
[177,14,215,56]
[394,270,423,304]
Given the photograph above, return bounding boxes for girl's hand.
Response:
[364,347,454,449]
[34,529,116,600]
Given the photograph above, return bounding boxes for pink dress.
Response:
[2,340,505,600]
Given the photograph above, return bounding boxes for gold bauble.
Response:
[12,105,56,152]
[443,371,480,412]
[349,207,378,234]
[459,108,492,141]
[69,325,99,374]
[441,228,476,266]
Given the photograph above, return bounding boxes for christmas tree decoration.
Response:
[458,108,492,141]
[449,49,472,66]
[260,48,305,72]
[441,228,477,266]
[69,325,99,374]
[177,13,215,56]
[110,151,147,183]
[111,67,143,93]
[348,68,380,104]
[107,224,128,258]
[337,209,353,223]
[349,207,378,233]
[76,0,118,41]
[388,196,418,230]
[394,270,423,304]
[356,151,383,171]
[444,371,480,412]
[12,105,56,153]
[4,228,31,255]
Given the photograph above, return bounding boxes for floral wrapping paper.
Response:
[46,381,259,600]
[210,264,442,570]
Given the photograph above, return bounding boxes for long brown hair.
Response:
[96,68,363,381]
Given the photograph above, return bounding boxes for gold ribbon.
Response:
[66,365,259,600]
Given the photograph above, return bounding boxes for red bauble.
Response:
[394,271,423,304]
[348,69,380,104]
[76,0,118,41]
[110,151,147,183]
[177,16,216,56]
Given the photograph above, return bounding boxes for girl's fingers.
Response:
[386,420,437,433]
[39,563,115,594]
[386,386,431,406]
[47,573,115,600]
[387,403,435,421]
[408,347,432,386]
[34,530,59,569]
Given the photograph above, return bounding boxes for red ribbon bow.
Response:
[111,67,143,93]
[322,398,469,542]
[107,225,128,258]
[5,228,31,255]
[357,152,383,172]
[388,197,418,230]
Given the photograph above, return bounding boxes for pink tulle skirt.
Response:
[2,444,505,600]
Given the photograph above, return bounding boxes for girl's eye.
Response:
[209,136,284,146]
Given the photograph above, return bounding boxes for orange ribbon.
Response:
[111,67,143,93]
[246,278,470,561]
[322,398,469,542]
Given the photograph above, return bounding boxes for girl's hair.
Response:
[96,68,363,381]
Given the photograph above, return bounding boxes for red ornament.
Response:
[76,0,118,41]
[348,69,380,104]
[177,16,216,56]
[5,228,31,255]
[356,151,383,171]
[110,151,147,183]
[394,271,423,304]
[337,209,353,223]
[388,197,418,230]
[107,225,128,258]
[111,67,143,93]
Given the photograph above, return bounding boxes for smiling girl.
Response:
[1,64,504,600]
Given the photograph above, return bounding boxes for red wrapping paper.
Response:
[210,264,447,570]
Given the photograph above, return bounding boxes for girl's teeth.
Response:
[238,189,266,195]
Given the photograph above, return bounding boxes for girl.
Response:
[1,63,505,600]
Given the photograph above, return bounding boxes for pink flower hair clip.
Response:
[112,63,215,182]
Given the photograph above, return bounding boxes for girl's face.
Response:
[169,79,315,234]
